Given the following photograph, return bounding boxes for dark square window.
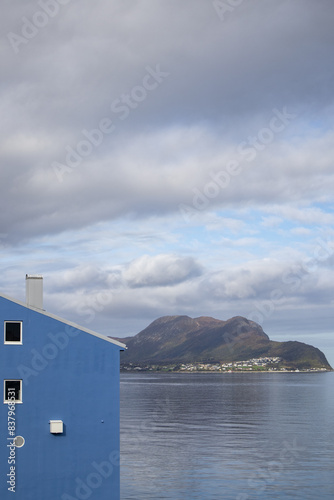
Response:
[4,322,22,344]
[4,380,22,403]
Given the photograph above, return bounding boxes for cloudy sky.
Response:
[1,0,334,365]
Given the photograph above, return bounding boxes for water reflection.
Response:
[120,372,334,500]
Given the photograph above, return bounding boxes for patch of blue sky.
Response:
[311,201,334,213]
[198,207,330,263]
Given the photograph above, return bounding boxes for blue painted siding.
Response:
[0,296,122,500]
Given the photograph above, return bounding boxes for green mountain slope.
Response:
[114,315,332,370]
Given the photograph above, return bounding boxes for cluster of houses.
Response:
[122,357,284,372]
[180,357,282,372]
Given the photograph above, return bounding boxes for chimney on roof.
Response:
[26,274,43,309]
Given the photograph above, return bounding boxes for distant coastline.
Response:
[121,368,332,374]
[121,359,332,374]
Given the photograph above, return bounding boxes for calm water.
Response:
[120,372,334,500]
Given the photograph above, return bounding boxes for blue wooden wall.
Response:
[0,296,122,500]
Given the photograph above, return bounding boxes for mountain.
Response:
[114,315,332,370]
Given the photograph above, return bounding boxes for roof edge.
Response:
[0,293,127,349]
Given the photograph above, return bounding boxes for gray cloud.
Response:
[1,0,334,364]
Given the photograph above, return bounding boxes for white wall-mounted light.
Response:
[49,420,63,434]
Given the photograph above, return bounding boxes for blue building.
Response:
[1,275,126,500]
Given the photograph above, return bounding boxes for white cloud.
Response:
[123,254,203,288]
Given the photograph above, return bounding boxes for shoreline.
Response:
[121,368,332,374]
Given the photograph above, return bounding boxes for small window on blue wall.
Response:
[4,380,22,403]
[4,322,22,344]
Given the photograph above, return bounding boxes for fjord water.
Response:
[120,372,334,500]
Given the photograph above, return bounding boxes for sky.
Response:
[1,0,334,366]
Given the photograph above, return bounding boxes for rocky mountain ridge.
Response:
[113,315,332,371]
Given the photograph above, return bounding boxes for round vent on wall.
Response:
[14,436,25,448]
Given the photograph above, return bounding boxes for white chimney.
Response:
[26,274,43,309]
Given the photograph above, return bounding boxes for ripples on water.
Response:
[120,372,334,499]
